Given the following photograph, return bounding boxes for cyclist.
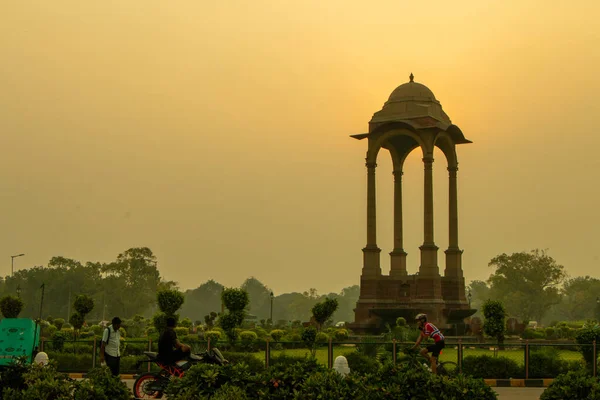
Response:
[411,313,445,374]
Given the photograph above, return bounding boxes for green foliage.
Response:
[175,327,189,337]
[332,329,348,341]
[396,317,407,327]
[0,360,29,398]
[73,295,94,316]
[50,331,67,351]
[529,347,583,378]
[69,312,85,331]
[152,311,179,334]
[0,363,133,400]
[521,328,545,340]
[205,330,222,343]
[41,324,58,338]
[222,288,250,313]
[179,317,192,328]
[222,352,265,372]
[345,351,381,375]
[315,332,328,343]
[310,298,338,330]
[239,331,259,351]
[204,311,218,329]
[157,289,185,315]
[53,318,65,330]
[270,329,285,342]
[540,370,600,400]
[575,321,600,370]
[301,326,318,357]
[212,384,249,400]
[0,295,24,318]
[220,288,249,343]
[488,249,565,322]
[74,367,133,399]
[462,355,522,379]
[483,299,506,345]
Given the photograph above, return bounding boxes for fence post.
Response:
[393,339,397,365]
[265,339,270,369]
[458,339,463,374]
[328,338,333,369]
[594,340,597,378]
[92,337,97,368]
[148,338,152,372]
[525,340,529,379]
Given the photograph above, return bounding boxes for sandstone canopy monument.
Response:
[348,74,475,334]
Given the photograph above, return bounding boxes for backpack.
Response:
[103,325,112,344]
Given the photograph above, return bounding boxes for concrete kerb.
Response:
[484,379,554,387]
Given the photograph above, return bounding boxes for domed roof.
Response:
[370,73,450,125]
[388,74,437,102]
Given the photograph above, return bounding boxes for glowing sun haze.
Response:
[1,0,599,293]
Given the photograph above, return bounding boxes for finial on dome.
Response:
[409,73,414,82]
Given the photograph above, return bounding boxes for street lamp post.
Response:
[270,292,274,324]
[11,254,25,277]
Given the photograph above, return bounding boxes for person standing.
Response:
[100,317,122,376]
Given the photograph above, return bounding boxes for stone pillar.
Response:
[362,160,381,276]
[390,170,407,277]
[419,156,439,277]
[445,166,463,277]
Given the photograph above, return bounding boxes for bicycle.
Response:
[397,347,458,377]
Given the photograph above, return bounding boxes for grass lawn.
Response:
[252,344,583,367]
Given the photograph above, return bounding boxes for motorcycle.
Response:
[133,348,227,399]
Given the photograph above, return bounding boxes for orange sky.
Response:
[1,1,599,293]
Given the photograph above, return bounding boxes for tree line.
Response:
[0,247,360,324]
[468,249,600,324]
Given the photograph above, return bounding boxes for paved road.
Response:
[122,380,545,399]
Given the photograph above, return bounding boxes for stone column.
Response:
[419,156,439,276]
[444,166,463,277]
[390,170,407,277]
[362,160,381,276]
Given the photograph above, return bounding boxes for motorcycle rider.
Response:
[157,317,191,365]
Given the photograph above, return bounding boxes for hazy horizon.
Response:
[2,1,599,294]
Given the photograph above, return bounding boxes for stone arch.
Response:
[434,131,458,169]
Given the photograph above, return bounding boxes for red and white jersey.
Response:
[422,322,444,342]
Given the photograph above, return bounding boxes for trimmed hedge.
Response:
[462,355,523,379]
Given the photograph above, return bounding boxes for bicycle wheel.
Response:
[437,361,458,377]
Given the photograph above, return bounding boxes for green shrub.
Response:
[175,327,189,337]
[239,331,258,352]
[179,317,193,328]
[75,367,132,399]
[345,351,381,375]
[41,324,57,339]
[269,353,312,368]
[540,370,600,400]
[205,330,222,343]
[0,296,24,318]
[270,329,285,342]
[53,318,65,330]
[49,331,68,352]
[222,352,265,372]
[333,329,348,342]
[212,384,249,400]
[462,355,523,378]
[575,322,600,370]
[315,332,329,343]
[522,328,545,340]
[396,317,407,327]
[528,347,573,378]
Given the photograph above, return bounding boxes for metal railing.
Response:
[38,337,597,378]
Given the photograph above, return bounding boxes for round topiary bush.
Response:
[333,329,348,342]
[0,295,24,318]
[270,329,285,342]
[205,330,222,343]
